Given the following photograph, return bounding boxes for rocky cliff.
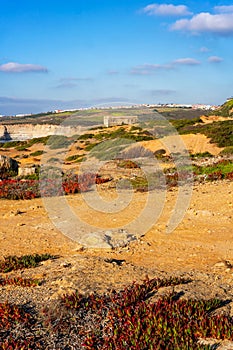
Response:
[0,124,81,141]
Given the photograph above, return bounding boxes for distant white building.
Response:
[104,115,138,127]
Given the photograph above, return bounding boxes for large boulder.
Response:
[0,155,18,177]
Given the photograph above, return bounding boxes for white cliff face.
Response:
[0,124,82,141]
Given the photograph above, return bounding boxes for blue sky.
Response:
[1,0,233,115]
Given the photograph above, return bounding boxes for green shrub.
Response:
[191,152,213,158]
[66,154,84,161]
[2,141,21,148]
[220,146,233,155]
[118,160,139,169]
[27,136,49,146]
[29,150,44,157]
[170,117,202,132]
[78,133,94,140]
[173,120,233,148]
[214,98,233,117]
[85,142,99,151]
[16,146,29,151]
[46,135,72,149]
[193,160,233,176]
[0,253,55,273]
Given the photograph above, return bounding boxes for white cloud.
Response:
[60,77,92,82]
[208,56,223,63]
[149,89,176,95]
[131,63,173,75]
[214,5,233,14]
[56,82,77,89]
[173,58,201,65]
[0,62,48,73]
[131,58,201,75]
[200,46,210,53]
[142,3,192,16]
[107,70,119,75]
[55,77,92,89]
[171,12,233,35]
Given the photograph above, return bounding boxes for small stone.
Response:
[214,262,227,268]
[60,262,72,268]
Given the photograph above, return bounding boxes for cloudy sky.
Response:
[1,0,233,115]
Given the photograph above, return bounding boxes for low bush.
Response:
[220,146,233,156]
[65,154,84,162]
[0,276,232,348]
[0,253,55,273]
[29,150,44,157]
[1,141,21,148]
[118,160,139,169]
[46,135,72,149]
[78,133,94,140]
[191,152,213,159]
[0,277,41,287]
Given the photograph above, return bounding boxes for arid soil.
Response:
[0,179,232,302]
[0,138,233,348]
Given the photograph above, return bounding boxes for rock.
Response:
[78,229,137,249]
[18,166,36,177]
[81,232,112,249]
[104,229,137,248]
[60,262,72,268]
[0,155,18,175]
[214,262,226,268]
[198,338,233,350]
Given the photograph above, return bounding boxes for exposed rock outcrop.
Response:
[0,124,81,141]
[0,155,18,175]
[0,126,12,141]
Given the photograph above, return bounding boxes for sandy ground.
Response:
[142,133,223,156]
[0,132,232,303]
[0,180,232,276]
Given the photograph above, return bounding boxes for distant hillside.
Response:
[213,98,233,117]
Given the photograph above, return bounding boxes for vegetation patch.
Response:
[0,276,232,349]
[46,135,72,149]
[190,152,214,159]
[213,98,233,117]
[220,146,233,156]
[117,160,139,169]
[0,277,41,287]
[0,253,55,273]
[29,150,44,157]
[171,120,233,148]
[0,172,111,199]
[170,117,203,132]
[65,154,84,162]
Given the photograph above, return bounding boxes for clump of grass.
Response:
[194,159,233,177]
[78,133,94,140]
[65,154,84,162]
[29,150,44,157]
[1,141,21,148]
[117,160,139,169]
[0,253,55,273]
[220,146,233,156]
[172,120,233,148]
[46,135,72,149]
[191,152,214,159]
